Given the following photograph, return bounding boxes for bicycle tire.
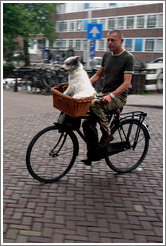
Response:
[105,119,149,173]
[26,125,78,183]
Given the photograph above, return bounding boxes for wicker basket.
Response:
[51,83,94,117]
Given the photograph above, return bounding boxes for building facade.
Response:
[29,2,163,63]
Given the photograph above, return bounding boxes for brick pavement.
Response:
[3,91,163,243]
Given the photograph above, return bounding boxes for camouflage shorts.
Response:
[89,93,127,135]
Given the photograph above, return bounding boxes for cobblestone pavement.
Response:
[3,92,163,244]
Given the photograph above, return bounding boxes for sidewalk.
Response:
[127,93,163,109]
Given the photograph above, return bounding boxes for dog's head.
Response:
[62,56,81,73]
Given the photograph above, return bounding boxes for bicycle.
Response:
[26,105,150,183]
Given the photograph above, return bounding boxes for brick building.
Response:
[29,2,163,63]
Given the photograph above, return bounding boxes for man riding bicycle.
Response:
[82,29,135,165]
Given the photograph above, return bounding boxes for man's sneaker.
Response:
[81,159,92,166]
[81,148,106,165]
[99,133,114,148]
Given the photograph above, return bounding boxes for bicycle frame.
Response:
[55,110,150,156]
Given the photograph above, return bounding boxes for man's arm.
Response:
[90,66,104,85]
[112,73,132,97]
[102,73,133,104]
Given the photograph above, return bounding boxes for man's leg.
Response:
[90,96,126,146]
[90,99,112,136]
[82,116,106,164]
[82,115,98,152]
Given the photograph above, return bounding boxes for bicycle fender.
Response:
[142,122,151,139]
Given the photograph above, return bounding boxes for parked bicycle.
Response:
[26,101,150,183]
[13,63,68,93]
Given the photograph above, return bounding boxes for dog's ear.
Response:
[74,56,80,62]
[72,56,80,65]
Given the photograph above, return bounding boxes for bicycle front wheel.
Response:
[105,119,149,173]
[26,125,78,183]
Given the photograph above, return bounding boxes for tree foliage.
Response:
[3,3,57,65]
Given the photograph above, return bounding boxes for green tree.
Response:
[3,3,57,66]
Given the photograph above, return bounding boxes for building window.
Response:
[147,15,156,28]
[98,40,105,50]
[69,21,75,31]
[83,20,88,30]
[69,40,74,48]
[125,39,133,51]
[135,39,143,51]
[63,22,67,32]
[117,17,125,29]
[100,19,106,30]
[145,39,154,51]
[84,3,90,9]
[75,40,81,50]
[126,16,134,29]
[57,4,65,14]
[61,40,67,49]
[155,39,163,52]
[83,40,87,50]
[76,20,82,31]
[37,40,45,49]
[56,22,60,32]
[58,21,67,32]
[158,14,163,27]
[136,15,145,28]
[108,18,116,29]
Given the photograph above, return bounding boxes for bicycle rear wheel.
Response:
[26,125,78,183]
[105,119,149,173]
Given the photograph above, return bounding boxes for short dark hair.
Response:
[107,29,124,39]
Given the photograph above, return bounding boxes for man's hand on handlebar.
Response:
[95,94,112,104]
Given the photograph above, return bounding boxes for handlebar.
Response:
[94,94,103,101]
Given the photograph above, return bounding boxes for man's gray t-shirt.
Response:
[101,50,135,98]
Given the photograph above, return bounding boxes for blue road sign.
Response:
[90,40,96,57]
[87,24,102,40]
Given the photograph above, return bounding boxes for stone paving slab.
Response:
[3,90,163,244]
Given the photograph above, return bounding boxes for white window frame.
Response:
[75,40,81,50]
[99,18,106,31]
[136,15,145,29]
[108,17,116,29]
[126,16,134,29]
[124,39,133,52]
[98,40,105,51]
[69,21,75,32]
[83,40,87,50]
[147,14,157,28]
[76,20,82,31]
[145,39,155,52]
[157,14,163,28]
[117,16,125,29]
[155,38,163,52]
[69,40,74,49]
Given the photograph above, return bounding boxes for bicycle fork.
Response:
[49,131,67,157]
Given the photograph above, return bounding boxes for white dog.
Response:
[62,56,96,99]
